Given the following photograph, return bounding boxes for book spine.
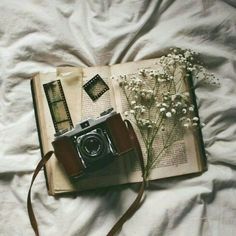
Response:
[30,78,51,194]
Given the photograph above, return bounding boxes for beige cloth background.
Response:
[0,0,236,235]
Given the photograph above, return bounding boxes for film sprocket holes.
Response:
[83,74,109,101]
[43,79,134,182]
[43,80,73,134]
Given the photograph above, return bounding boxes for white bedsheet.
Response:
[0,0,236,235]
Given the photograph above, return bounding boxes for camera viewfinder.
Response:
[80,121,90,129]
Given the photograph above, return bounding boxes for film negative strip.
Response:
[43,80,73,135]
[83,74,109,101]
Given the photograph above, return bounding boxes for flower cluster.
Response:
[160,48,220,86]
[120,70,199,130]
[118,48,217,180]
[158,91,199,127]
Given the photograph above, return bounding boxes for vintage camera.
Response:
[52,109,134,181]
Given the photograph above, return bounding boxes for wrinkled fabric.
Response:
[0,0,236,235]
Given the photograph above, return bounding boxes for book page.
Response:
[33,68,84,194]
[110,59,202,182]
[81,66,115,119]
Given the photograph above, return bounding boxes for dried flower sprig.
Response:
[118,48,218,181]
[161,48,220,87]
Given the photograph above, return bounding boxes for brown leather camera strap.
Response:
[125,120,145,174]
[27,150,54,236]
[106,120,145,236]
[28,121,145,236]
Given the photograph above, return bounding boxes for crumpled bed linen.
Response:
[0,0,236,235]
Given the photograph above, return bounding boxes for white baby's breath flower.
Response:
[160,107,166,112]
[141,108,146,114]
[139,69,146,76]
[175,102,182,107]
[192,117,199,122]
[146,94,152,100]
[124,111,129,116]
[166,112,172,118]
[130,110,135,114]
[183,123,189,128]
[184,51,191,58]
[141,92,146,98]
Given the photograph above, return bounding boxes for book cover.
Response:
[31,58,206,195]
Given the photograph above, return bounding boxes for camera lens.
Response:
[84,137,102,156]
[78,133,105,161]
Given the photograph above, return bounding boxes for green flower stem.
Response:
[146,121,178,174]
[122,86,148,146]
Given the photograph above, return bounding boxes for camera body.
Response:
[52,109,133,181]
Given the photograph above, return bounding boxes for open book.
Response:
[31,58,206,195]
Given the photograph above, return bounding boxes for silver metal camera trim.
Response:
[54,110,117,140]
